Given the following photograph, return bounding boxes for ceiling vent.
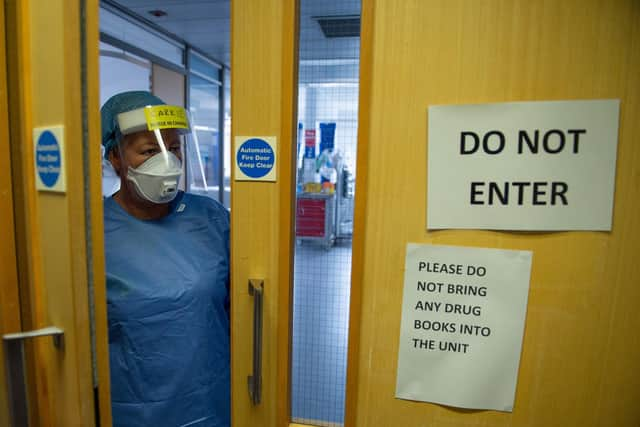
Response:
[313,15,360,38]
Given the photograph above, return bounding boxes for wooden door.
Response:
[1,0,111,425]
[346,1,640,426]
[230,1,298,426]
[0,0,21,425]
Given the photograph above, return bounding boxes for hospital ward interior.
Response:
[0,1,638,426]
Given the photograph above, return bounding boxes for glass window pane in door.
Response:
[99,42,151,197]
[223,68,231,209]
[187,74,221,201]
[291,1,361,426]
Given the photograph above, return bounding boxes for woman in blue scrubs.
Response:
[101,91,230,427]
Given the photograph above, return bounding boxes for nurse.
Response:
[101,91,230,427]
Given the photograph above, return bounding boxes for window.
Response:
[185,51,226,206]
[291,1,361,426]
[99,41,152,197]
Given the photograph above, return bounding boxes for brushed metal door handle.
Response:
[247,279,263,405]
[3,327,64,427]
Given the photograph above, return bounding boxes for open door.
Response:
[1,0,111,425]
[0,1,20,425]
[346,1,640,426]
[230,1,298,426]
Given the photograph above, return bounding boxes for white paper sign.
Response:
[396,243,532,412]
[427,99,620,230]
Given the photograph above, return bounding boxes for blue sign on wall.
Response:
[236,138,275,179]
[35,130,61,188]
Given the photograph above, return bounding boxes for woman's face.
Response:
[109,128,182,175]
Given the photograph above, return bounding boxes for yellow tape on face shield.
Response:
[143,105,189,131]
[116,105,191,136]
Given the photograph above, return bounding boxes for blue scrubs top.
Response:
[104,191,230,427]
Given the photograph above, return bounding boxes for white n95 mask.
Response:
[127,152,183,204]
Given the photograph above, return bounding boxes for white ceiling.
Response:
[111,0,361,67]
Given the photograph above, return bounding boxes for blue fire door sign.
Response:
[234,136,277,182]
[34,126,66,193]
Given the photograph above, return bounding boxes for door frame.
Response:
[344,0,373,425]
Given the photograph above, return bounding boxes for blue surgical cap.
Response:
[101,91,166,158]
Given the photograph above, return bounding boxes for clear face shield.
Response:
[116,105,191,204]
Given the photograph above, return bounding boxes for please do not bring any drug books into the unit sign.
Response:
[395,243,533,412]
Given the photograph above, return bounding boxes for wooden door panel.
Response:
[230,1,298,426]
[2,0,107,425]
[348,1,640,426]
